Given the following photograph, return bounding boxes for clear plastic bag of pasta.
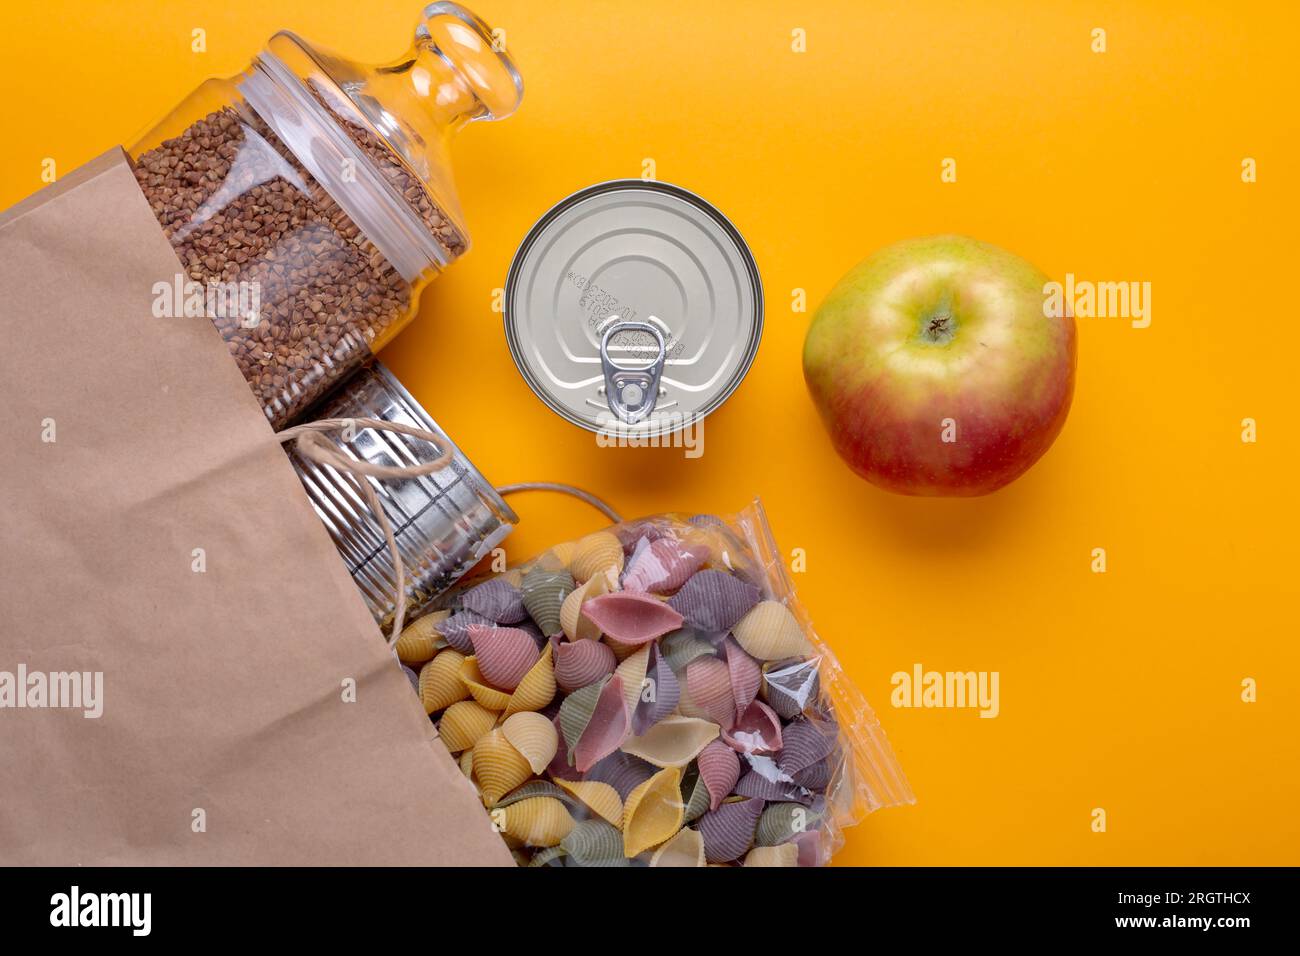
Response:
[393,499,914,866]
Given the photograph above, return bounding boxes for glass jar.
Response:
[129,3,522,429]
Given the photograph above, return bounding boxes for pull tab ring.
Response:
[600,320,666,425]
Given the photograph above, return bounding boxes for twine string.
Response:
[277,417,456,644]
[276,418,622,646]
[495,482,623,524]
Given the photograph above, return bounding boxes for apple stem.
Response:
[921,313,957,345]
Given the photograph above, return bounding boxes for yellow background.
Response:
[3,0,1295,865]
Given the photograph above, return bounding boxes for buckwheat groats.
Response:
[394,502,913,866]
[123,5,525,428]
[131,99,462,429]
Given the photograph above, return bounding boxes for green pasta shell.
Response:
[558,676,609,762]
[756,801,824,847]
[661,629,716,676]
[495,779,573,809]
[522,567,575,637]
[528,846,568,867]
[680,764,712,823]
[560,819,630,867]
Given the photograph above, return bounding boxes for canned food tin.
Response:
[504,180,763,437]
[288,360,516,626]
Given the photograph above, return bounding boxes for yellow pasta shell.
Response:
[731,601,813,661]
[554,778,624,829]
[535,542,574,572]
[472,729,533,805]
[504,643,556,717]
[501,711,559,774]
[438,700,498,753]
[559,587,586,642]
[744,843,799,867]
[502,567,524,588]
[395,609,450,664]
[613,645,650,715]
[650,827,706,867]
[460,657,513,711]
[569,531,625,583]
[604,635,642,663]
[560,567,618,641]
[621,716,719,769]
[459,749,474,779]
[502,796,575,848]
[623,766,684,858]
[419,649,469,714]
[495,823,524,850]
[550,541,577,569]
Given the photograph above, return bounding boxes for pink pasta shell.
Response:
[582,592,684,646]
[721,700,784,756]
[682,656,736,729]
[696,739,741,812]
[469,625,542,692]
[554,639,617,694]
[622,538,709,594]
[722,638,762,721]
[614,523,669,553]
[572,674,631,773]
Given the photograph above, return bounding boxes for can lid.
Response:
[505,180,763,436]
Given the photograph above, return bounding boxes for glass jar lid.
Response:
[240,3,523,282]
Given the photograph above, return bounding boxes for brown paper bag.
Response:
[0,149,512,866]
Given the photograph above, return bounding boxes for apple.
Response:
[802,235,1076,496]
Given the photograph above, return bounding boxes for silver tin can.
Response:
[504,180,763,437]
[288,361,516,626]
